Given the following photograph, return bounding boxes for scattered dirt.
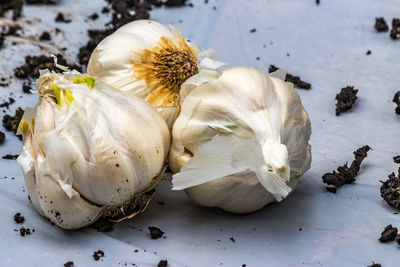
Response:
[88,12,99,21]
[19,227,31,236]
[230,237,236,243]
[322,145,371,192]
[269,65,311,89]
[39,31,51,41]
[393,155,400,163]
[366,50,371,55]
[158,260,168,267]
[2,107,24,139]
[393,91,400,114]
[148,226,164,239]
[2,154,19,159]
[0,131,4,145]
[390,18,400,40]
[91,218,114,232]
[22,82,32,93]
[249,28,256,33]
[380,168,400,210]
[379,224,398,242]
[335,86,358,116]
[93,250,105,261]
[316,0,320,5]
[0,97,15,109]
[64,261,74,267]
[55,12,71,23]
[375,17,389,32]
[368,263,382,267]
[0,24,22,49]
[14,212,25,224]
[14,54,81,80]
[0,0,23,20]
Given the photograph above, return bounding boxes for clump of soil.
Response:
[380,168,400,210]
[0,97,15,109]
[93,250,105,261]
[64,262,74,267]
[390,18,400,40]
[393,155,400,163]
[25,0,57,4]
[39,31,51,41]
[2,154,19,159]
[366,50,371,55]
[268,65,311,89]
[379,224,398,242]
[158,260,168,267]
[14,54,81,80]
[55,12,71,23]
[19,227,31,236]
[148,226,164,239]
[22,82,32,94]
[0,0,23,20]
[88,13,99,21]
[335,86,358,116]
[91,218,114,232]
[0,24,22,49]
[393,91,400,114]
[322,145,371,193]
[368,263,381,267]
[2,107,24,139]
[375,17,389,32]
[0,131,5,145]
[14,212,25,224]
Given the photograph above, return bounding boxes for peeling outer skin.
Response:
[105,167,166,223]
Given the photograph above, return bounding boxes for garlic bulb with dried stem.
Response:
[17,69,170,229]
[170,66,311,213]
[88,20,223,128]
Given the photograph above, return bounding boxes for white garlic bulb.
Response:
[17,69,170,229]
[87,19,223,128]
[170,66,311,213]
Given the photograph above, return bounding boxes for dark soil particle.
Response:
[39,31,51,41]
[250,28,256,33]
[366,50,371,55]
[3,154,19,159]
[368,263,382,267]
[0,97,15,108]
[91,218,114,232]
[393,91,400,114]
[0,131,4,145]
[230,237,236,243]
[165,0,187,7]
[0,24,22,49]
[14,212,25,224]
[390,18,400,40]
[93,250,105,261]
[19,227,31,236]
[158,260,168,267]
[335,86,358,116]
[25,0,57,4]
[380,168,400,210]
[148,226,164,239]
[269,65,311,89]
[64,261,74,267]
[14,54,81,80]
[89,13,99,21]
[2,107,24,138]
[22,82,32,94]
[316,0,320,5]
[375,17,389,32]
[55,12,71,23]
[322,145,371,192]
[379,224,398,242]
[0,0,23,20]
[393,155,400,163]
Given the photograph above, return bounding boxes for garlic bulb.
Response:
[170,67,311,213]
[87,19,223,128]
[17,69,170,229]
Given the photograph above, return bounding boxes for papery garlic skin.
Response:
[87,20,223,128]
[170,67,311,213]
[18,70,170,229]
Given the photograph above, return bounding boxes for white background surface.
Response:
[0,0,399,266]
